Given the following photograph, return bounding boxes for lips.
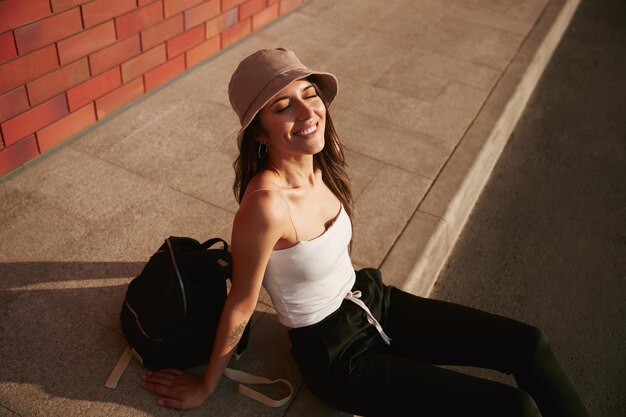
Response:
[293,123,318,136]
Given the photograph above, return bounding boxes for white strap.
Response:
[224,367,293,408]
[105,347,293,407]
[105,346,133,389]
[344,290,392,345]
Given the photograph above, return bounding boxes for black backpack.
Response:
[119,236,250,370]
[105,236,292,407]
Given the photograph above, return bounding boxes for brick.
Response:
[89,34,141,76]
[14,8,83,55]
[252,3,279,30]
[1,95,68,146]
[58,21,117,65]
[0,45,58,94]
[141,15,184,50]
[164,0,204,18]
[36,103,96,152]
[138,0,159,6]
[0,31,17,65]
[166,24,204,58]
[27,58,90,106]
[222,0,247,11]
[0,87,29,123]
[221,18,251,49]
[186,34,220,68]
[268,0,278,5]
[51,0,91,13]
[67,67,122,111]
[0,0,51,33]
[0,135,39,177]
[205,9,238,39]
[95,77,144,119]
[184,0,220,29]
[240,0,266,21]
[121,44,166,83]
[82,0,137,29]
[145,54,185,91]
[116,1,164,39]
[279,0,302,15]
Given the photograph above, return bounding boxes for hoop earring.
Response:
[257,143,268,159]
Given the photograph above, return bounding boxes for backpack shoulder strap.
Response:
[105,345,134,389]
[199,237,228,251]
[224,367,293,408]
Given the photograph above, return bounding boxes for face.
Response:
[258,79,326,158]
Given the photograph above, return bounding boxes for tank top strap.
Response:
[244,188,299,242]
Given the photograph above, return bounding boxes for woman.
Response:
[141,48,590,417]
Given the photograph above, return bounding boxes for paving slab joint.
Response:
[380,0,582,297]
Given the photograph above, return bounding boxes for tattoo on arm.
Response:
[227,320,248,350]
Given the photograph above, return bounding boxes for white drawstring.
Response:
[344,290,392,345]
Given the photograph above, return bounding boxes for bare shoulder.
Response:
[237,188,288,227]
[233,172,291,242]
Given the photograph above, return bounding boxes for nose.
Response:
[294,98,315,120]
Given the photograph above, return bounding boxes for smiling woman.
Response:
[139,48,591,417]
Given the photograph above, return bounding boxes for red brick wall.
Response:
[0,0,305,178]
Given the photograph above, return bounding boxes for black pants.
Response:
[288,269,590,417]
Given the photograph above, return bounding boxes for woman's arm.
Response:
[141,192,287,409]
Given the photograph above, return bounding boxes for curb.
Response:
[379,0,582,297]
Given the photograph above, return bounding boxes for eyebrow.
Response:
[269,84,315,107]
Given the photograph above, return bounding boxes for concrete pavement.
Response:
[0,0,581,415]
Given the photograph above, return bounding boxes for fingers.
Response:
[157,397,184,409]
[145,369,183,379]
[140,369,206,410]
[142,369,185,386]
[141,379,173,396]
[158,368,184,376]
[141,372,184,397]
[142,374,174,388]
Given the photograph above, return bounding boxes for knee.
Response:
[522,326,554,371]
[511,390,541,417]
[527,326,552,355]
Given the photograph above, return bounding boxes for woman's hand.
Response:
[141,369,211,410]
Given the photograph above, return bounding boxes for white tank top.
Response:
[245,189,391,345]
[263,202,356,328]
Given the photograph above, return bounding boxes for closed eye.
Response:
[303,84,317,99]
[272,84,317,113]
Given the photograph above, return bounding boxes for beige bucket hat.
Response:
[228,48,338,150]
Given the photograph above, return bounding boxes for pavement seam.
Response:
[74,148,238,215]
[379,0,579,298]
[0,402,22,417]
[345,147,434,183]
[374,2,555,275]
[417,0,552,214]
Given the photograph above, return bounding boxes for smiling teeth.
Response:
[296,125,317,135]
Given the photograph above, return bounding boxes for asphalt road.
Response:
[430,1,626,416]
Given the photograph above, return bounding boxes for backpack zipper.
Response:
[124,297,163,342]
[166,238,188,316]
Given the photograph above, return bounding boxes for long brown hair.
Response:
[232,91,353,223]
